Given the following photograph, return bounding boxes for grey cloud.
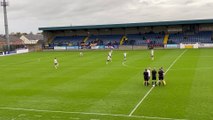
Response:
[0,0,212,33]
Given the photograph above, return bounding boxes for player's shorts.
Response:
[144,77,149,81]
[159,77,164,80]
[152,77,156,80]
[54,63,58,65]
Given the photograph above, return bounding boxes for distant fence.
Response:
[198,43,213,48]
[164,43,213,49]
[164,44,179,49]
[53,45,148,51]
[0,48,29,56]
[49,43,213,51]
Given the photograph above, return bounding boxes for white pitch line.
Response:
[0,107,187,120]
[34,115,42,118]
[164,50,187,74]
[122,62,128,67]
[69,117,80,120]
[18,114,26,117]
[129,50,187,116]
[128,87,155,116]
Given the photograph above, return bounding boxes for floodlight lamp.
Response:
[1,0,9,6]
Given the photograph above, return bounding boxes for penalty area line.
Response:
[129,50,187,116]
[0,107,187,120]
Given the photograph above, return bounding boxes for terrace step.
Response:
[120,35,127,45]
[163,34,169,44]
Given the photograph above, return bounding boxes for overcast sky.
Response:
[0,0,213,34]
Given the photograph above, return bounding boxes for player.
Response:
[151,68,157,86]
[54,58,59,69]
[108,51,112,62]
[123,52,127,61]
[143,69,149,86]
[147,67,151,81]
[106,55,111,64]
[158,67,166,86]
[80,52,83,57]
[110,49,113,54]
[151,48,154,60]
[109,51,112,57]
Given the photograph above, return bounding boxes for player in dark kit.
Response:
[143,69,149,86]
[151,68,157,86]
[158,67,165,86]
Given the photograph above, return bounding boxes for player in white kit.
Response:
[123,52,127,61]
[147,68,151,81]
[80,52,83,57]
[108,51,112,62]
[106,55,111,64]
[54,58,59,69]
[151,49,154,60]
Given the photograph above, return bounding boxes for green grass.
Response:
[0,49,212,120]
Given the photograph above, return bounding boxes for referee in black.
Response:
[151,68,157,86]
[158,67,165,86]
[143,69,149,86]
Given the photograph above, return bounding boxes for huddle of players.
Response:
[143,67,166,86]
[106,50,127,64]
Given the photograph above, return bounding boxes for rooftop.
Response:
[39,19,213,31]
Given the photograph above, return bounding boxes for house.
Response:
[0,35,24,51]
[20,34,44,51]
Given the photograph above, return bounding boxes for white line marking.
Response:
[18,114,26,117]
[34,115,42,118]
[122,62,128,67]
[129,50,187,116]
[164,50,187,74]
[69,117,80,120]
[0,107,187,120]
[129,87,154,116]
[52,116,60,118]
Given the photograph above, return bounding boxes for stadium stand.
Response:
[39,19,213,49]
[168,31,213,44]
[163,34,169,44]
[126,33,165,46]
[86,35,122,46]
[52,36,85,46]
[49,31,213,48]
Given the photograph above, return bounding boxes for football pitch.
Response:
[0,49,212,120]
